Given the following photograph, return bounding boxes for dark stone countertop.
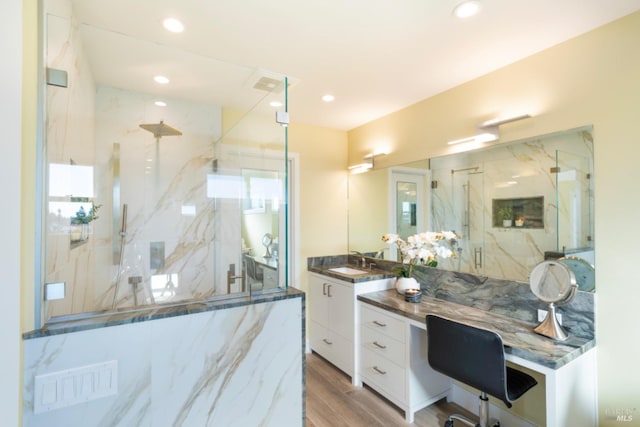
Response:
[358,289,594,370]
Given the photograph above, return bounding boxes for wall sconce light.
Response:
[447,114,531,145]
[348,152,386,174]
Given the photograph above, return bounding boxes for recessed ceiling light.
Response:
[453,1,481,19]
[154,101,167,107]
[163,18,184,33]
[154,75,170,84]
[322,94,335,103]
[270,101,283,108]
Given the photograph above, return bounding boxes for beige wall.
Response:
[348,11,640,426]
[289,122,349,293]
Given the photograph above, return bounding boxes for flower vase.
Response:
[395,277,419,294]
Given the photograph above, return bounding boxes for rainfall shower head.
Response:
[139,121,182,139]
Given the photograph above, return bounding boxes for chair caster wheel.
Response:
[444,420,454,427]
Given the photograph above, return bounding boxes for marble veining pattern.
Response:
[23,294,304,427]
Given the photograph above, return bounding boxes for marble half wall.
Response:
[23,298,304,427]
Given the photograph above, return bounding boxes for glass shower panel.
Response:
[556,149,593,252]
[40,4,289,325]
[429,162,483,274]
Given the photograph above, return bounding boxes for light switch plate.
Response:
[34,360,118,413]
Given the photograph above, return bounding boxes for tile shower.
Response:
[42,3,288,322]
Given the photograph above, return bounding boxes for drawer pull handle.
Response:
[327,284,332,298]
[322,283,327,296]
[373,320,387,327]
[373,341,387,349]
[373,366,387,375]
[322,338,333,345]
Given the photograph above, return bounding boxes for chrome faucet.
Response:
[351,251,367,268]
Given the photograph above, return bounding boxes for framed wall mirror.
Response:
[347,126,595,290]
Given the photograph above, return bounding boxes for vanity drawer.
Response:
[360,347,405,402]
[360,303,405,342]
[361,325,404,366]
[309,320,352,375]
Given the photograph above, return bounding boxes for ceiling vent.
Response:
[253,76,285,93]
[245,68,299,94]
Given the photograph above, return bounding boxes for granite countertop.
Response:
[358,289,594,370]
[307,264,395,283]
[307,254,395,283]
[24,288,305,339]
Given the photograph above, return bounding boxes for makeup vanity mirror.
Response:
[348,126,595,289]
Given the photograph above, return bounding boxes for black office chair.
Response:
[244,255,263,290]
[426,315,538,427]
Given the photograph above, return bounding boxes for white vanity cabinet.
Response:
[358,301,450,423]
[308,272,393,384]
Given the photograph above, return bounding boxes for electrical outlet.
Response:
[537,309,562,325]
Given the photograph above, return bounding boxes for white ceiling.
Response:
[69,0,640,131]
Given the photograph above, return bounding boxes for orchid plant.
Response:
[382,231,459,278]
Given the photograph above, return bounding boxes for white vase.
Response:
[503,219,513,227]
[395,277,420,294]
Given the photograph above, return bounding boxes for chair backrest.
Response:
[426,315,510,407]
[245,255,263,281]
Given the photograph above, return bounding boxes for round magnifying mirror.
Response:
[262,233,273,258]
[529,260,577,341]
[530,260,576,303]
[558,256,595,292]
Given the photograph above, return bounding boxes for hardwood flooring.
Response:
[305,352,477,427]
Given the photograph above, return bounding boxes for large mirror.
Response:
[348,126,594,289]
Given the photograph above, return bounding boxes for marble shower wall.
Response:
[431,128,593,282]
[23,298,304,427]
[93,85,222,310]
[44,1,225,318]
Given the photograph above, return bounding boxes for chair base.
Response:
[443,392,500,427]
[443,415,500,427]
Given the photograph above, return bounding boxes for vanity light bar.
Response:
[447,132,498,145]
[479,114,531,128]
[447,114,531,145]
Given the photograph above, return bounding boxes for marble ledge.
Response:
[24,288,305,340]
[358,289,594,370]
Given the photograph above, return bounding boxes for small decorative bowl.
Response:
[403,288,422,303]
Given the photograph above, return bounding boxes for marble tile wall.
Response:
[24,297,304,426]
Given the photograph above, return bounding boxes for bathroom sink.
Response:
[328,266,368,275]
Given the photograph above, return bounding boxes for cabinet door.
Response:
[326,281,353,341]
[308,275,330,327]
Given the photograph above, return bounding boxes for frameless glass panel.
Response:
[39,2,289,325]
[556,149,593,253]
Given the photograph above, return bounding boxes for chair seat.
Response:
[506,366,538,403]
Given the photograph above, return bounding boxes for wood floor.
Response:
[305,352,477,427]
